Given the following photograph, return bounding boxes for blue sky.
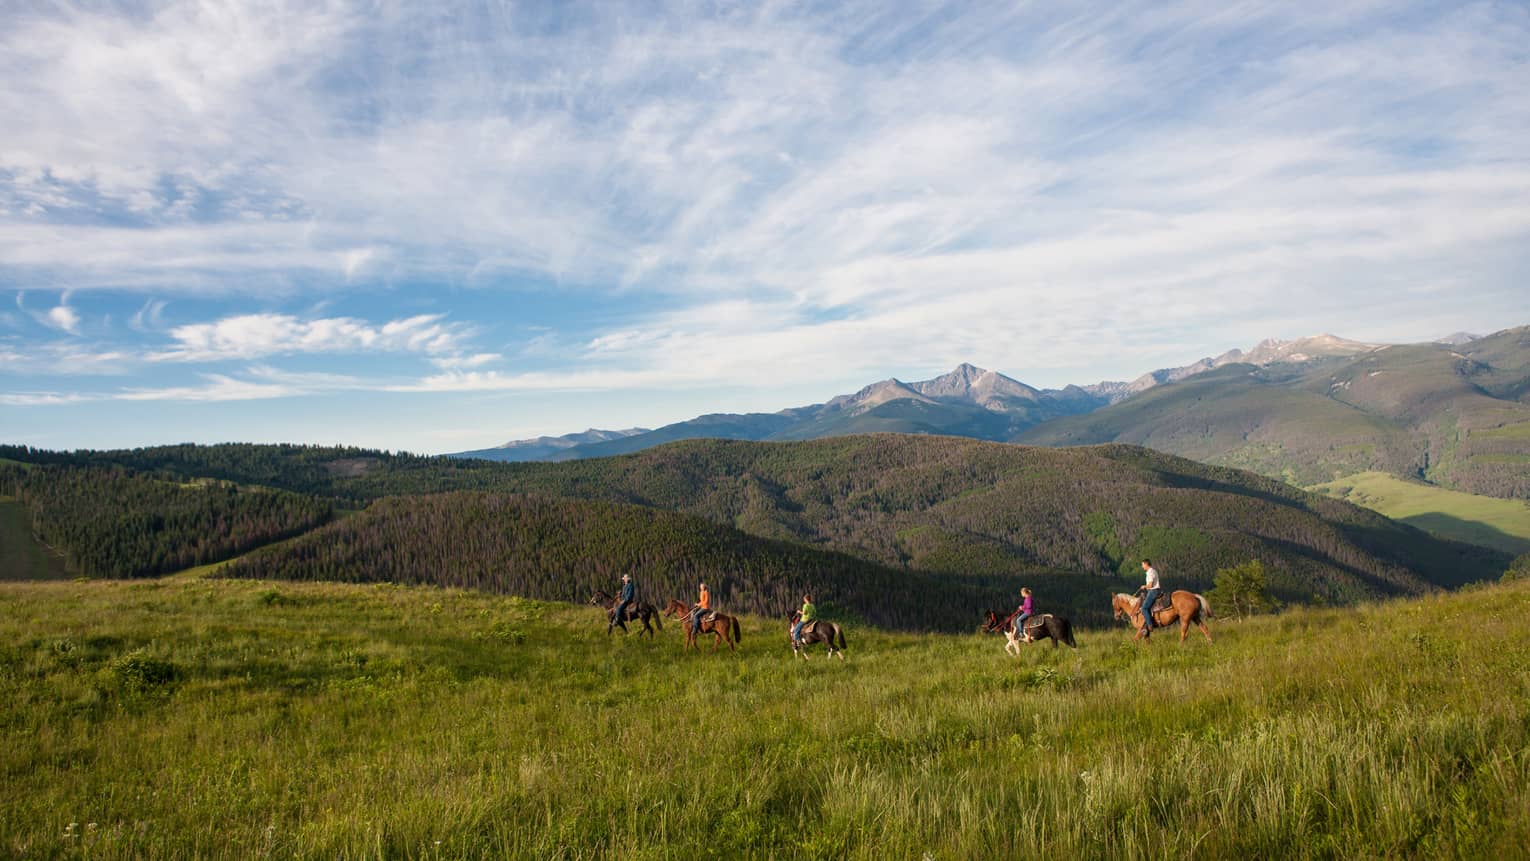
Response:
[2,0,1528,453]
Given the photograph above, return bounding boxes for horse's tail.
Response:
[1197,593,1211,621]
[731,616,741,643]
[1061,618,1077,648]
[653,606,663,630]
[836,625,846,651]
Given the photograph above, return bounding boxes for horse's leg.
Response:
[1198,619,1212,642]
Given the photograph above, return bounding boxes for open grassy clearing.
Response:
[1308,471,1530,555]
[3,575,1529,859]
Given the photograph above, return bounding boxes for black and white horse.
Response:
[789,611,846,660]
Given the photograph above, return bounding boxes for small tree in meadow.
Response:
[1209,559,1276,620]
[1503,552,1530,582]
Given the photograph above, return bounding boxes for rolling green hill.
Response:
[223,491,1046,631]
[3,575,1528,858]
[1306,472,1530,556]
[469,436,1508,601]
[1,437,1508,613]
[1018,329,1530,499]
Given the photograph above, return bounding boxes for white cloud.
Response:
[44,304,81,335]
[129,299,169,331]
[0,391,91,406]
[116,374,297,402]
[2,0,1528,424]
[155,312,470,361]
[429,353,503,371]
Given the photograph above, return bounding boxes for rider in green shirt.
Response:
[793,594,815,644]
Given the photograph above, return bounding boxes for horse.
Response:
[663,599,742,652]
[789,611,845,661]
[982,609,1077,653]
[1111,591,1211,644]
[589,589,662,637]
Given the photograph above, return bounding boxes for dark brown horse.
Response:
[1112,591,1211,644]
[589,589,662,637]
[982,609,1077,652]
[663,599,741,651]
[789,611,845,660]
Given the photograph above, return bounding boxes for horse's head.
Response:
[789,610,801,624]
[1111,593,1132,620]
[663,599,687,617]
[981,609,1000,632]
[588,590,609,606]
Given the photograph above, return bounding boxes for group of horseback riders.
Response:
[602,554,1202,652]
[993,556,1200,646]
[602,573,840,656]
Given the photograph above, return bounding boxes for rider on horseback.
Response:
[608,573,636,634]
[689,581,711,635]
[1136,559,1161,637]
[793,593,814,644]
[1016,587,1034,643]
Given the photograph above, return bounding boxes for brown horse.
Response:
[663,599,741,651]
[1112,591,1211,643]
[589,589,662,637]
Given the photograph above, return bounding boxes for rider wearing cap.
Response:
[608,573,636,633]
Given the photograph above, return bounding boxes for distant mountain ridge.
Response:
[1088,334,1382,402]
[1020,327,1530,499]
[450,329,1529,500]
[453,427,649,463]
[451,334,1389,461]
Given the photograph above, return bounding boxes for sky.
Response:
[2,0,1528,454]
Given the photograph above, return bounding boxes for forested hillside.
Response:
[1,436,1506,609]
[223,492,1065,630]
[0,463,332,578]
[465,436,1503,602]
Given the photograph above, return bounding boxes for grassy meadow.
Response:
[3,574,1529,860]
[1308,471,1530,555]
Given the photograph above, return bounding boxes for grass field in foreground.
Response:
[1308,471,1530,555]
[2,576,1529,860]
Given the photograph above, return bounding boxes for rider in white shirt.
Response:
[1136,558,1162,637]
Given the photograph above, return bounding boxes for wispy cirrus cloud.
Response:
[2,0,1528,449]
[153,313,471,361]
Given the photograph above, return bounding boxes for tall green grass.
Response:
[3,576,1528,859]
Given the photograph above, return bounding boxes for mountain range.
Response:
[452,427,650,462]
[452,328,1530,501]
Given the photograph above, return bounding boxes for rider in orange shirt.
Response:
[689,581,711,636]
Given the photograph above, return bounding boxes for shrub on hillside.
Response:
[1208,560,1279,619]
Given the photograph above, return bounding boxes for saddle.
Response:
[1144,595,1171,614]
[697,610,717,626]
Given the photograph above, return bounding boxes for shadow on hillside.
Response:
[1399,512,1530,557]
[1258,536,1422,600]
